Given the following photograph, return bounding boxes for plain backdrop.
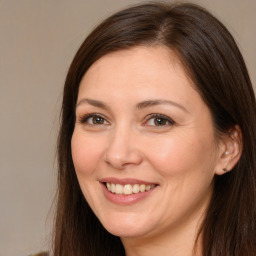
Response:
[0,0,255,255]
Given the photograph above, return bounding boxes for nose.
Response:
[103,126,143,170]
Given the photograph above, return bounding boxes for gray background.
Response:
[0,0,255,255]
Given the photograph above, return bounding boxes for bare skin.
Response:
[72,46,241,256]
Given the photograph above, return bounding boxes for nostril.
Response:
[103,148,143,169]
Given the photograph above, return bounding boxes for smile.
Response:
[105,183,156,195]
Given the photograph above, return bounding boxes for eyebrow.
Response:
[76,98,188,112]
[76,98,110,110]
[135,99,188,112]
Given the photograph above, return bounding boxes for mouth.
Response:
[104,182,157,195]
[100,178,159,205]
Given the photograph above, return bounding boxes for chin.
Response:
[98,213,156,238]
[105,224,153,238]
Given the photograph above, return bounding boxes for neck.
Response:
[121,211,203,256]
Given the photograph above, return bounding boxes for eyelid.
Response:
[143,113,175,126]
[77,112,174,127]
[78,113,110,125]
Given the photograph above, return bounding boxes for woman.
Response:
[53,2,256,256]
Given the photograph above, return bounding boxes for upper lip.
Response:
[100,177,159,185]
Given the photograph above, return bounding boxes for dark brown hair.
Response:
[54,2,256,256]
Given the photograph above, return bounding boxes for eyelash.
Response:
[78,113,175,127]
[79,113,109,125]
[143,113,175,127]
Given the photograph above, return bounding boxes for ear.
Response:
[214,125,242,175]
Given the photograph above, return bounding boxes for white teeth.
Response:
[132,184,140,193]
[145,185,151,191]
[115,184,123,194]
[110,183,116,193]
[124,184,133,195]
[140,184,145,192]
[105,183,156,195]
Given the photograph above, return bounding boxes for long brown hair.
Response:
[54,2,256,255]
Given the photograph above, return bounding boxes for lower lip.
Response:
[101,183,157,205]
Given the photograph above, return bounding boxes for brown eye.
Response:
[80,114,109,125]
[145,114,175,127]
[92,116,105,124]
[154,118,167,126]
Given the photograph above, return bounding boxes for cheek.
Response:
[142,131,216,177]
[143,133,216,218]
[71,131,104,176]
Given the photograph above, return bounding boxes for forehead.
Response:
[78,46,196,102]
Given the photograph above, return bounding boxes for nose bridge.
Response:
[104,123,142,169]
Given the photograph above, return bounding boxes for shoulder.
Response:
[28,252,49,256]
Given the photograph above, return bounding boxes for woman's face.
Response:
[71,46,224,240]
